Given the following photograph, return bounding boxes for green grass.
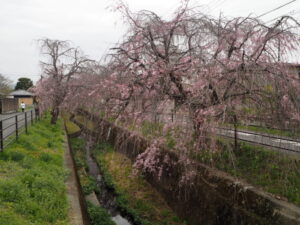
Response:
[62,113,81,135]
[65,120,80,135]
[17,106,34,112]
[0,114,69,225]
[140,120,163,138]
[94,142,185,225]
[69,137,98,195]
[69,137,116,225]
[196,139,300,205]
[73,115,95,131]
[87,201,116,225]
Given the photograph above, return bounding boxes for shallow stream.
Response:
[84,137,132,225]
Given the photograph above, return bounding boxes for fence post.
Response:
[15,115,18,141]
[25,112,28,134]
[0,120,3,151]
[31,110,33,125]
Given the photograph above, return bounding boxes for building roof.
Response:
[9,90,34,96]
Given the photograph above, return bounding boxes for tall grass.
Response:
[196,139,300,205]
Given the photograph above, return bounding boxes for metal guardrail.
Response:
[149,112,300,154]
[0,109,36,151]
[217,126,299,142]
[217,127,300,154]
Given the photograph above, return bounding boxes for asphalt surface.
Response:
[217,128,300,154]
[0,110,36,140]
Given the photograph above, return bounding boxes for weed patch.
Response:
[87,201,116,225]
[94,142,184,225]
[198,139,300,205]
[62,113,81,135]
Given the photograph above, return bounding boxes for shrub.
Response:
[87,201,116,225]
[82,176,98,195]
[39,152,52,162]
[9,151,25,162]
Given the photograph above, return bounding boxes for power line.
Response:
[264,9,300,24]
[256,0,297,18]
[210,0,227,13]
[208,0,223,8]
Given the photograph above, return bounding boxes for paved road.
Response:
[152,112,300,153]
[217,127,300,154]
[0,110,36,141]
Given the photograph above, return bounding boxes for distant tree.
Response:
[15,77,33,90]
[0,74,13,94]
[34,39,91,124]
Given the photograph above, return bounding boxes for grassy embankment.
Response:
[94,142,185,225]
[76,114,300,206]
[66,115,184,225]
[197,139,300,205]
[0,114,69,225]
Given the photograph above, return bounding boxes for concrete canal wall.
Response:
[74,110,300,225]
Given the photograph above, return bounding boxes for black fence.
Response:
[0,109,36,151]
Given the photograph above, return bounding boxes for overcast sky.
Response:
[0,0,299,85]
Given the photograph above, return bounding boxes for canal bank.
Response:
[70,110,300,225]
[67,130,184,225]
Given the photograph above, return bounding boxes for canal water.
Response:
[84,137,132,225]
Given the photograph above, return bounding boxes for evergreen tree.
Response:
[15,77,33,90]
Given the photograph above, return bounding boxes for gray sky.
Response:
[0,0,299,85]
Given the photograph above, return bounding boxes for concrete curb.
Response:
[63,127,90,225]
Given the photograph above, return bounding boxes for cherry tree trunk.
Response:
[51,107,59,124]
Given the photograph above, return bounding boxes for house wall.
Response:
[17,97,33,106]
[0,98,18,113]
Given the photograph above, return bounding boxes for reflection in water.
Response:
[112,215,131,225]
